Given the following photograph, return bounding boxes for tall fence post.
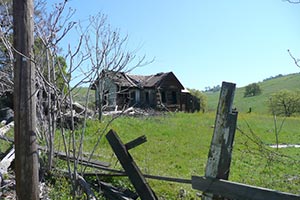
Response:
[13,0,39,199]
[202,82,238,200]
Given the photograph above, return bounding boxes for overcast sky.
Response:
[48,0,300,90]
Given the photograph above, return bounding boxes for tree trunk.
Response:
[13,0,39,199]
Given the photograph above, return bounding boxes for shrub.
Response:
[268,89,300,117]
[244,83,262,97]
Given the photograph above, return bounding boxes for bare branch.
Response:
[287,49,300,68]
[284,0,300,4]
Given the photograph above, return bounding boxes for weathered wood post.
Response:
[192,176,300,200]
[106,129,157,200]
[13,0,39,199]
[202,81,238,200]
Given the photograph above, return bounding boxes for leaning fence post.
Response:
[106,129,157,200]
[202,81,238,200]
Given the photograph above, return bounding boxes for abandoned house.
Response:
[92,70,200,112]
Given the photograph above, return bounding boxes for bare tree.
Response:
[0,0,14,95]
[287,49,300,68]
[81,13,149,121]
[285,0,300,4]
[34,0,77,172]
[1,0,151,198]
[33,2,151,198]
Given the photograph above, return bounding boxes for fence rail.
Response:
[192,176,300,200]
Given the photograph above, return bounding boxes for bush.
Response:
[244,83,262,97]
[268,89,300,117]
[187,88,207,112]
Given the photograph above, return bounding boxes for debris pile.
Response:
[103,107,165,117]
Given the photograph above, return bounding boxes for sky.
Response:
[48,0,300,91]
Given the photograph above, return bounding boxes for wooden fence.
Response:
[103,81,300,200]
[1,81,299,199]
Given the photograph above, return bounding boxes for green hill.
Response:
[206,73,300,114]
[71,73,300,114]
[72,87,96,108]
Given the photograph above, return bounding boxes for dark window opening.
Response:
[130,91,136,105]
[161,91,166,103]
[172,91,177,104]
[145,91,149,104]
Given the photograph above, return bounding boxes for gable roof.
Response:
[127,72,170,88]
[93,70,184,90]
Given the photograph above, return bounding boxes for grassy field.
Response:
[44,73,300,198]
[206,73,300,114]
[53,111,300,199]
[71,86,96,109]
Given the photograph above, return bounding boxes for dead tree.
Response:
[1,1,151,198]
[34,0,77,172]
[82,13,150,121]
[13,0,39,199]
[0,0,14,96]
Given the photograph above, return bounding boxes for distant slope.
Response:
[206,73,300,114]
[72,87,95,108]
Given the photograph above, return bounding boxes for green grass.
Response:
[206,73,300,114]
[46,73,300,198]
[71,87,95,109]
[52,112,300,199]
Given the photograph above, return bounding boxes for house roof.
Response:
[93,70,184,90]
[127,72,170,88]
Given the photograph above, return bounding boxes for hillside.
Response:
[206,73,300,114]
[72,87,96,108]
[72,73,300,114]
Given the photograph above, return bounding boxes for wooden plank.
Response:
[125,135,147,150]
[52,149,110,168]
[203,82,237,200]
[99,181,138,200]
[83,171,192,184]
[38,146,110,168]
[0,121,14,137]
[0,135,14,143]
[106,129,157,200]
[192,176,300,200]
[0,147,15,174]
[77,174,97,200]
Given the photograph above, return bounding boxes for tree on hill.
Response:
[268,89,300,117]
[204,85,221,92]
[244,83,262,97]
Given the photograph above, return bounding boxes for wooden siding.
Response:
[93,71,199,112]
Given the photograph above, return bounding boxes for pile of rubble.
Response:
[103,107,165,117]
